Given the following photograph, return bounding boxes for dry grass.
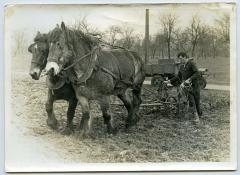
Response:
[10,73,230,163]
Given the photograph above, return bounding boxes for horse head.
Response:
[45,21,96,76]
[45,22,73,76]
[28,31,49,80]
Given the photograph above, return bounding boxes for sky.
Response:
[5,3,234,43]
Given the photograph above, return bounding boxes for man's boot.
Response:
[193,112,200,123]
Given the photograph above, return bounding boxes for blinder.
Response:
[28,43,36,53]
[29,42,48,68]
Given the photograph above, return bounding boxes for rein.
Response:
[62,46,98,71]
[61,37,127,72]
[30,42,48,67]
[57,40,132,87]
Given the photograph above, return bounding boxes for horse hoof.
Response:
[193,119,200,125]
[125,122,133,129]
[75,126,81,131]
[61,127,73,135]
[126,117,139,129]
[78,131,89,139]
[125,119,133,129]
[107,126,118,135]
[46,118,58,130]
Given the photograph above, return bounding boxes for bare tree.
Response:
[71,16,98,33]
[159,13,178,59]
[106,25,122,45]
[209,28,218,59]
[12,31,27,57]
[187,15,203,57]
[148,36,158,60]
[132,35,144,56]
[172,28,189,54]
[197,25,210,59]
[215,13,230,42]
[117,24,136,49]
[154,33,166,59]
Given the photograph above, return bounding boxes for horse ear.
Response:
[61,22,70,45]
[28,43,35,53]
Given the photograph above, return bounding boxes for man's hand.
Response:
[180,82,185,89]
[185,78,191,84]
[163,80,170,84]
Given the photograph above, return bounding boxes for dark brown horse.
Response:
[28,30,78,135]
[45,22,145,136]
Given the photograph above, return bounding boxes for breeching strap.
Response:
[98,66,118,79]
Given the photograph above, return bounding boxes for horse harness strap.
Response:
[31,60,43,65]
[97,66,118,79]
[65,45,133,87]
[96,66,133,87]
[63,46,99,71]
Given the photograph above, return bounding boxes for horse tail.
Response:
[129,51,145,74]
[129,51,145,92]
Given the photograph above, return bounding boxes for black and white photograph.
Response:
[4,3,237,172]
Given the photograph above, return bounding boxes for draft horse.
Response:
[45,22,145,136]
[28,30,78,135]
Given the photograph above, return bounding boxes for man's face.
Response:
[179,56,188,64]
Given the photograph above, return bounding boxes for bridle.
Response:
[30,43,48,68]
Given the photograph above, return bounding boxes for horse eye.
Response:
[59,57,64,63]
[56,42,62,49]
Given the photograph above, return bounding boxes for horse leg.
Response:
[118,89,136,128]
[76,96,91,136]
[98,96,115,134]
[131,87,142,123]
[45,89,58,130]
[61,97,78,135]
[130,71,145,125]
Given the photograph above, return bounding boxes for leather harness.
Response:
[59,45,134,88]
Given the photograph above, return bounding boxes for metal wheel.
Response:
[151,75,164,87]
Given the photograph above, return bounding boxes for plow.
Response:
[112,81,189,116]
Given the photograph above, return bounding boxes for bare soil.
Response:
[10,72,230,163]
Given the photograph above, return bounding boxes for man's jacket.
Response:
[170,59,200,88]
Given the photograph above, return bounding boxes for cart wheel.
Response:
[151,75,164,87]
[165,96,178,114]
[166,96,177,103]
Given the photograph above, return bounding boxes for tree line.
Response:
[13,13,230,63]
[78,13,230,62]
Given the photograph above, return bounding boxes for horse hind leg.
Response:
[118,89,137,129]
[45,89,58,130]
[61,97,78,135]
[131,88,142,122]
[133,68,145,101]
[98,96,116,134]
[131,70,145,123]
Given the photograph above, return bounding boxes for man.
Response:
[165,52,202,122]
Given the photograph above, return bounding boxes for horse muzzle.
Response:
[45,61,61,75]
[29,68,41,80]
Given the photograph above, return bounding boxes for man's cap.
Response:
[177,52,189,58]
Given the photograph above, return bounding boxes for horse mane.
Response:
[34,33,48,42]
[47,27,62,43]
[67,28,99,49]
